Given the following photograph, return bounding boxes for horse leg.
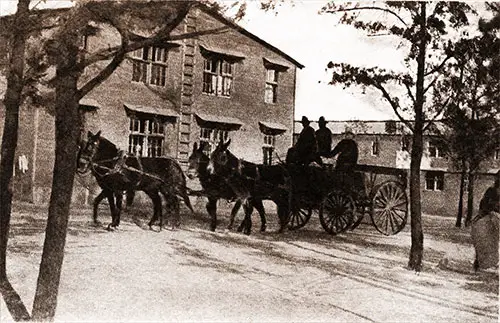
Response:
[242,200,254,235]
[106,191,119,231]
[276,204,290,234]
[92,190,107,225]
[228,199,242,231]
[473,254,479,272]
[115,191,123,227]
[206,197,218,232]
[146,191,162,231]
[164,193,180,230]
[254,199,267,232]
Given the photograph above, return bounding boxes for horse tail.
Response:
[169,158,195,214]
[181,189,194,214]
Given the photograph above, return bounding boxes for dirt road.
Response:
[1,203,498,322]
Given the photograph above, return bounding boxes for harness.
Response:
[89,152,148,189]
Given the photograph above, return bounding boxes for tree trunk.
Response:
[0,0,30,279]
[31,37,82,321]
[455,164,467,228]
[465,171,475,227]
[0,1,32,320]
[408,2,427,272]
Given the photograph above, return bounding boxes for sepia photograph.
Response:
[0,0,498,321]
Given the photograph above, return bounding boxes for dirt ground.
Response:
[1,200,498,322]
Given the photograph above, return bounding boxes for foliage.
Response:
[322,1,476,129]
[442,3,500,172]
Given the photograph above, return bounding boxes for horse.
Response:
[187,142,267,234]
[77,131,193,231]
[206,139,291,234]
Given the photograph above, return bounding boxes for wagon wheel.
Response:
[319,190,355,235]
[288,205,312,230]
[370,180,408,235]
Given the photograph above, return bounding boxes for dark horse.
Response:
[77,131,193,231]
[206,140,291,234]
[187,142,267,233]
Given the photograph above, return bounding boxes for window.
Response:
[265,68,278,103]
[131,47,168,86]
[263,134,276,165]
[203,57,233,97]
[199,127,229,154]
[128,116,165,157]
[428,140,446,158]
[425,171,444,191]
[79,34,88,51]
[371,138,380,156]
[401,135,410,152]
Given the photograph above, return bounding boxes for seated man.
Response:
[325,129,358,171]
[316,116,332,158]
[286,116,322,166]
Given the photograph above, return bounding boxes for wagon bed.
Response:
[287,163,409,236]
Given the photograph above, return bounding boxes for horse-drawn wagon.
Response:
[287,164,409,236]
[202,139,409,236]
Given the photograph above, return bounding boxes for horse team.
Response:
[77,131,290,234]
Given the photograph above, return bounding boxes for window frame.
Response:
[425,171,444,191]
[262,134,276,165]
[199,127,229,154]
[264,68,279,104]
[428,139,446,158]
[401,135,410,152]
[128,115,166,158]
[371,137,380,156]
[202,57,234,97]
[130,46,168,87]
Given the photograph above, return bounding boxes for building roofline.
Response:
[197,3,304,69]
[1,2,304,69]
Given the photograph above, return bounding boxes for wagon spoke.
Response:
[393,200,407,208]
[388,211,395,234]
[391,209,404,224]
[392,209,406,222]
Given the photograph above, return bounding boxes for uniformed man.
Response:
[325,129,359,171]
[316,116,332,157]
[286,116,319,166]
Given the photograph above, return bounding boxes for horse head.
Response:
[206,139,241,176]
[187,142,210,179]
[77,130,102,174]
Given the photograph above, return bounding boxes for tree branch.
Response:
[372,80,415,132]
[404,82,416,105]
[324,6,408,27]
[78,2,194,99]
[83,27,229,67]
[423,96,450,132]
[423,74,440,94]
[424,54,453,76]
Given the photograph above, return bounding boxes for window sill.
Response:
[202,92,232,99]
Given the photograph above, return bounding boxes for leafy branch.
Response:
[327,62,414,132]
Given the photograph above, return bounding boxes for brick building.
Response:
[294,119,500,216]
[0,4,303,204]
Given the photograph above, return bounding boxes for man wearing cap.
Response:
[316,116,332,158]
[286,116,319,166]
[325,129,358,171]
